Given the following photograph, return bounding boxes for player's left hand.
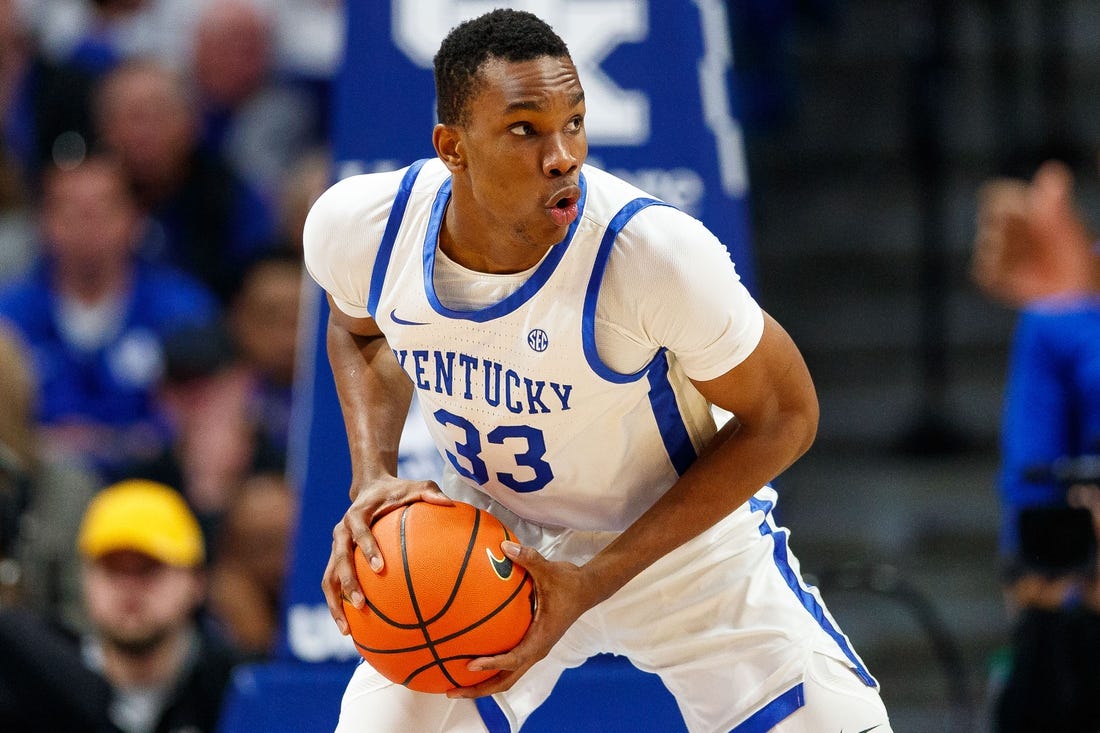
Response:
[445,540,602,699]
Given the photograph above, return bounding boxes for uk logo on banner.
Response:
[281,0,755,666]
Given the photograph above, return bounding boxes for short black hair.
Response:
[433,9,571,126]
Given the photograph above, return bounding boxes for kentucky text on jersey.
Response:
[393,348,574,414]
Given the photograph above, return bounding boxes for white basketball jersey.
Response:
[307,158,762,533]
[377,159,726,532]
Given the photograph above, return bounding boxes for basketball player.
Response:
[304,9,892,732]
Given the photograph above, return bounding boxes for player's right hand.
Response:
[322,476,452,635]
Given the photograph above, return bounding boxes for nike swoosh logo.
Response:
[389,308,429,326]
[486,547,514,580]
[844,725,882,733]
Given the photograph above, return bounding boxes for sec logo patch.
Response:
[527,329,549,352]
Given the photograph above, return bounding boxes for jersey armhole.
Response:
[366,159,429,318]
[581,197,674,384]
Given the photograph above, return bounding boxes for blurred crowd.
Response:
[25,1,1088,732]
[0,1,337,728]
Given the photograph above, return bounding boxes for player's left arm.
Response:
[591,309,818,584]
[450,309,817,698]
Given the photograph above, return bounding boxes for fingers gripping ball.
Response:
[343,501,536,693]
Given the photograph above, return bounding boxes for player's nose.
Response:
[542,132,580,178]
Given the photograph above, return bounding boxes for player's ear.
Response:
[433,124,465,172]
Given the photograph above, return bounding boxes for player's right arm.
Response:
[303,170,451,635]
[322,302,452,634]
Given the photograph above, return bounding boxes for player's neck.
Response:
[439,198,553,275]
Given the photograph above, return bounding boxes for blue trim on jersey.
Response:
[582,197,674,384]
[474,697,511,733]
[578,197,694,476]
[749,496,879,688]
[367,159,428,317]
[647,351,699,476]
[420,175,589,323]
[729,682,805,732]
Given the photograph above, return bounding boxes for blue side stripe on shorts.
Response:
[475,696,511,733]
[729,683,805,733]
[749,496,878,687]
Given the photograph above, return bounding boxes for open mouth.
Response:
[545,187,580,227]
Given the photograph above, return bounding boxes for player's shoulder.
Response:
[305,158,448,240]
[581,164,716,261]
[580,163,656,210]
[580,163,696,233]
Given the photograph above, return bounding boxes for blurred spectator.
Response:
[0,320,101,626]
[224,251,301,473]
[93,58,277,304]
[1,0,98,185]
[129,251,301,537]
[20,0,196,73]
[124,319,247,544]
[0,0,37,281]
[190,0,321,203]
[275,147,329,252]
[994,603,1100,733]
[207,472,296,659]
[0,141,36,285]
[997,299,1100,578]
[22,0,345,83]
[972,158,1100,565]
[57,0,155,76]
[0,479,245,732]
[0,321,37,607]
[973,158,1100,732]
[0,155,219,484]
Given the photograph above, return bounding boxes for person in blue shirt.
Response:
[1000,300,1100,563]
[973,158,1100,733]
[0,155,218,484]
[973,159,1100,568]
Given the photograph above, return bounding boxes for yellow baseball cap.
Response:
[78,480,205,567]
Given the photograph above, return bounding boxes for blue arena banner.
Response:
[278,0,754,688]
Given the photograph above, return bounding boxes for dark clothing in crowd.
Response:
[137,151,276,306]
[995,606,1100,733]
[0,606,242,733]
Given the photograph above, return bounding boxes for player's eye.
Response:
[566,116,583,132]
[509,122,535,136]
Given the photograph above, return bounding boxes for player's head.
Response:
[432,10,586,254]
[433,9,571,126]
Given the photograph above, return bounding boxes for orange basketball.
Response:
[342,501,536,693]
